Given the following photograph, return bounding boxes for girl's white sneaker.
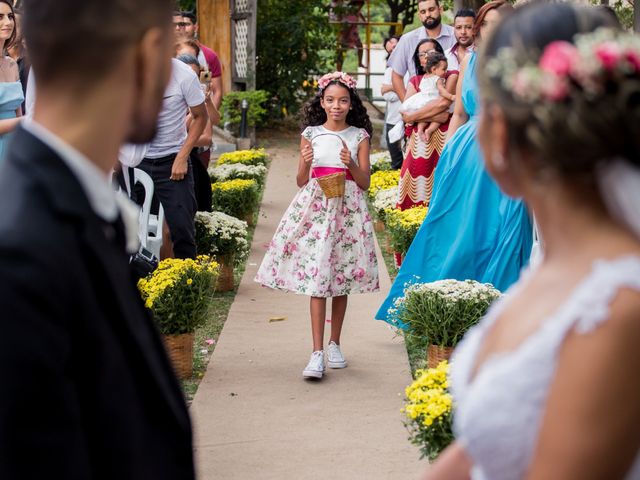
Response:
[302,351,325,379]
[327,341,347,368]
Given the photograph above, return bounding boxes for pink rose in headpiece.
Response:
[539,41,578,76]
[541,74,570,102]
[624,49,640,72]
[511,69,534,100]
[595,41,622,71]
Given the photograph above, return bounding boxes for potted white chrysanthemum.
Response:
[195,211,250,292]
[388,279,502,367]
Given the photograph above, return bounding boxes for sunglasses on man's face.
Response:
[174,22,187,28]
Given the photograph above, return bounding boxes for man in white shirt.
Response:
[388,0,456,101]
[381,36,404,169]
[446,9,476,72]
[136,57,206,259]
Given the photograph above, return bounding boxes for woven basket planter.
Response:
[216,257,235,292]
[384,232,393,254]
[373,219,385,233]
[162,332,194,379]
[243,210,255,227]
[427,344,454,369]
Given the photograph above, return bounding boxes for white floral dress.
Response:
[255,125,379,297]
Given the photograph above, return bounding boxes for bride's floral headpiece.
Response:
[317,71,358,92]
[485,28,640,103]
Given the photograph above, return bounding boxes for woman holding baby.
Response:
[395,38,457,210]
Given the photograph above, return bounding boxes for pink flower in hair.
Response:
[317,71,357,91]
[541,74,570,101]
[511,68,536,100]
[625,49,640,72]
[595,41,623,71]
[539,41,578,76]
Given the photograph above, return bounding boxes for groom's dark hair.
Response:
[22,0,173,84]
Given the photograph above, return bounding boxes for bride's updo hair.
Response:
[479,3,640,176]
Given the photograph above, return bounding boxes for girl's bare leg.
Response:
[329,295,348,344]
[310,297,327,351]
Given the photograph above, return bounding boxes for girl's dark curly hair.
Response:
[301,80,373,138]
[425,52,447,74]
[413,38,444,76]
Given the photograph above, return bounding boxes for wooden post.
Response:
[198,0,233,94]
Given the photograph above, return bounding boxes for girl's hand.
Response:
[340,140,352,168]
[302,144,314,164]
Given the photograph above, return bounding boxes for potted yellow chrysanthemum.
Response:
[210,178,260,225]
[403,361,454,460]
[384,205,428,267]
[137,255,219,378]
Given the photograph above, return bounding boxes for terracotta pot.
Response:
[384,233,393,254]
[216,257,235,292]
[426,344,454,369]
[162,332,194,379]
[374,219,385,233]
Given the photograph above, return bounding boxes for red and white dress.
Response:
[397,72,456,210]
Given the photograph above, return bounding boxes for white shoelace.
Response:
[307,351,324,371]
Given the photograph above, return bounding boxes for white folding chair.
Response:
[132,168,165,258]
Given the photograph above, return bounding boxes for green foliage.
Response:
[256,0,335,117]
[609,0,634,30]
[210,179,260,219]
[220,90,269,129]
[176,0,196,13]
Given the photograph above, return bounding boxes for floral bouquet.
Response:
[216,148,269,167]
[208,163,268,187]
[137,255,219,335]
[211,178,260,221]
[403,361,454,460]
[367,170,400,201]
[389,279,501,344]
[195,211,249,265]
[384,206,427,255]
[371,186,398,222]
[370,150,392,173]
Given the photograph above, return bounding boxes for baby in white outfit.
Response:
[389,53,455,143]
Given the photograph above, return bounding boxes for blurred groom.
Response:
[0,1,196,478]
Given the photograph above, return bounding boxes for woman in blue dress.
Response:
[377,0,532,325]
[0,0,23,164]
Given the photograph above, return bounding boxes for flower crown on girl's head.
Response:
[317,71,358,92]
[485,28,640,104]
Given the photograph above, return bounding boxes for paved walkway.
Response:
[191,141,424,479]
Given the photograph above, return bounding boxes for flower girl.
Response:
[255,71,379,379]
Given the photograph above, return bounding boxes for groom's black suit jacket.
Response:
[0,127,195,479]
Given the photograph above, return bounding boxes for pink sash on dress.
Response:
[311,167,354,181]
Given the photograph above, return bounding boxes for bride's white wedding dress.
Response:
[450,255,640,479]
